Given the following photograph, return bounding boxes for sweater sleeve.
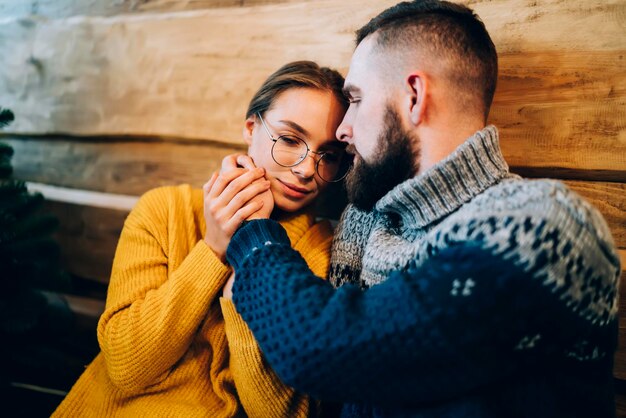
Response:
[220,299,318,418]
[97,187,231,394]
[227,220,619,404]
[220,220,332,418]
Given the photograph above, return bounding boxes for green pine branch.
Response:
[0,143,15,179]
[0,179,26,197]
[0,142,14,157]
[0,108,14,128]
[0,108,73,339]
[0,189,44,217]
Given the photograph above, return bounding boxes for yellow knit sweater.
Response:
[53,185,333,418]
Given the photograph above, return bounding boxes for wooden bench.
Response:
[0,0,624,414]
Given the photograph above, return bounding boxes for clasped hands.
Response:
[202,154,274,299]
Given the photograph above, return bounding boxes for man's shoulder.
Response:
[427,178,620,325]
[466,178,610,238]
[473,177,572,212]
[441,177,618,262]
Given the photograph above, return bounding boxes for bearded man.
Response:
[224,1,621,417]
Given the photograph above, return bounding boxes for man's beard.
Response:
[345,105,418,211]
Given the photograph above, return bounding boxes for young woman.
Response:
[53,61,349,417]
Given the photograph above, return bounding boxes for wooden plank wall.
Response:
[0,0,624,410]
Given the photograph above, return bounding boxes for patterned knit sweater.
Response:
[227,126,621,418]
[53,185,333,418]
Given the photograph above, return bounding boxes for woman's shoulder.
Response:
[138,183,196,200]
[129,184,202,222]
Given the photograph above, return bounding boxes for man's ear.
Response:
[243,116,255,146]
[406,72,428,126]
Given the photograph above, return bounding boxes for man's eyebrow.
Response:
[342,83,360,98]
[278,120,310,138]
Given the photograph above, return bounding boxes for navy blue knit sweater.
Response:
[228,220,617,418]
[227,127,619,417]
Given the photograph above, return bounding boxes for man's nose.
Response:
[336,115,353,144]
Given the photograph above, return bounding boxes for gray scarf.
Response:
[328,125,511,288]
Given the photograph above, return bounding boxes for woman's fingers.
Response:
[202,172,219,196]
[236,155,257,170]
[202,167,271,260]
[225,199,265,233]
[221,153,247,173]
[208,167,264,200]
[212,167,266,202]
[222,180,270,219]
[220,153,256,173]
[206,175,269,227]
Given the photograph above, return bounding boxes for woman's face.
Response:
[244,88,346,213]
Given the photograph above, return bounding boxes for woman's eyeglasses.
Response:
[256,112,351,183]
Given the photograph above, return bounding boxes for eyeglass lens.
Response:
[272,136,351,183]
[257,113,351,182]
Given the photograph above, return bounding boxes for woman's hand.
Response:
[222,271,235,299]
[202,167,270,261]
[221,154,274,220]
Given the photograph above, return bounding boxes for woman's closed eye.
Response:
[278,135,302,145]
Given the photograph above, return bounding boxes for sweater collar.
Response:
[375,125,509,229]
[276,208,316,245]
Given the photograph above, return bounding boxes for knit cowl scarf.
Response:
[328,125,512,288]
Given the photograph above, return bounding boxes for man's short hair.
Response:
[356,0,498,120]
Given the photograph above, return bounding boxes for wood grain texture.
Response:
[494,51,625,180]
[44,200,128,284]
[617,393,626,418]
[0,1,623,173]
[564,181,626,249]
[0,0,372,142]
[0,0,304,18]
[3,136,246,195]
[495,98,625,180]
[2,0,624,49]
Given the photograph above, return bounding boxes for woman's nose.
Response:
[291,153,317,179]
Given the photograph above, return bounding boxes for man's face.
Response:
[344,104,417,211]
[337,37,418,211]
[336,37,390,165]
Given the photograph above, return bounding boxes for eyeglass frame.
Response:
[255,112,350,183]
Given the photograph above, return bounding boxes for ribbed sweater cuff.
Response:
[226,219,290,270]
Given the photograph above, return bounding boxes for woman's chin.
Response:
[273,195,314,214]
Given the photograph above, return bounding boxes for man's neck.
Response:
[416,119,486,175]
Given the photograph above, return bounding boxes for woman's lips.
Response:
[278,180,312,199]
